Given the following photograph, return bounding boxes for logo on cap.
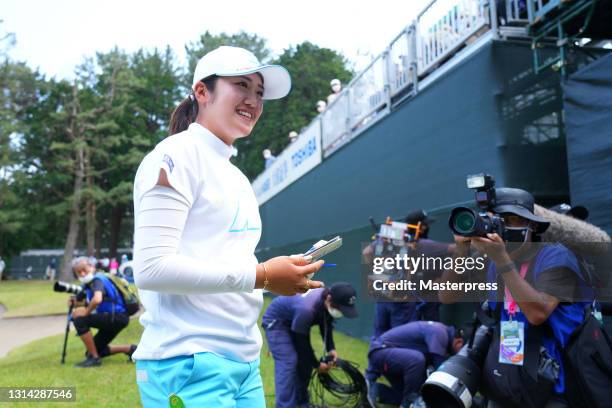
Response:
[348,295,356,306]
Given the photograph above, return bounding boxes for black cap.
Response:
[329,282,358,318]
[492,188,550,233]
[405,209,435,225]
[549,203,589,221]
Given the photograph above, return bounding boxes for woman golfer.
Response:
[132,46,324,407]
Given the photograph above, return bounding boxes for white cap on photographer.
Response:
[192,46,291,100]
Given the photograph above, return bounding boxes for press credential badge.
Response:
[499,320,525,366]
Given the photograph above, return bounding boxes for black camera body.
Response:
[448,173,509,240]
[449,207,507,239]
[320,354,335,364]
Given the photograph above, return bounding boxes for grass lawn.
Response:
[0,280,68,317]
[0,293,373,407]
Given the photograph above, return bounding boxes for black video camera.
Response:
[448,173,508,240]
[369,216,424,257]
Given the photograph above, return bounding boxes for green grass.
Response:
[0,294,372,407]
[0,280,68,317]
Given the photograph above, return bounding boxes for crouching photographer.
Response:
[366,320,464,407]
[436,175,595,408]
[70,256,136,368]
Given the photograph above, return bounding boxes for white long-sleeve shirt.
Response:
[132,123,263,362]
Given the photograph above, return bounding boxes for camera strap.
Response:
[504,262,530,317]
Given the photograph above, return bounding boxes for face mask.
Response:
[327,305,343,319]
[79,273,94,284]
[504,226,531,243]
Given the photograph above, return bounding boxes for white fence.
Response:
[417,0,491,74]
[388,27,417,97]
[321,92,350,156]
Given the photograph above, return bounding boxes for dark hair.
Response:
[168,75,219,135]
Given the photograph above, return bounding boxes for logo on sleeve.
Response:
[163,154,175,173]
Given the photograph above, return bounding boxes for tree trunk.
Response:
[86,199,96,256]
[85,149,96,257]
[59,146,85,281]
[95,220,102,259]
[108,204,124,258]
[59,84,86,281]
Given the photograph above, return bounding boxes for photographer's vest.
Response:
[85,273,127,315]
[485,243,590,393]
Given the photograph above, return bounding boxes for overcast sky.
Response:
[3,0,431,80]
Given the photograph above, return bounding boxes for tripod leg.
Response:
[61,305,73,364]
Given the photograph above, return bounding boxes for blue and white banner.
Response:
[252,120,322,205]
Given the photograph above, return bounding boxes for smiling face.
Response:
[195,73,264,145]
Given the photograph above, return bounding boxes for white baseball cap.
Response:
[192,46,291,100]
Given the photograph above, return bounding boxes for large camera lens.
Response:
[452,209,476,234]
[449,207,479,236]
[421,325,493,408]
[449,207,504,238]
[53,281,83,295]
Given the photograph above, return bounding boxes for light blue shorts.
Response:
[136,352,265,407]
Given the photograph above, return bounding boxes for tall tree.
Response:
[0,50,40,258]
[94,47,181,255]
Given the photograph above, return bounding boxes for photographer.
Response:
[262,283,358,408]
[440,187,590,407]
[364,209,452,338]
[71,257,136,368]
[366,321,464,407]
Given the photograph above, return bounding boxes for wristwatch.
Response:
[496,262,516,275]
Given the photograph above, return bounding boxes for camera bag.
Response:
[481,322,557,408]
[95,272,140,316]
[561,305,612,408]
[480,252,558,407]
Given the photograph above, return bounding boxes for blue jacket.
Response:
[85,273,127,315]
[486,244,591,393]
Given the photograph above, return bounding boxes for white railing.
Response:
[417,0,491,74]
[348,54,388,130]
[253,0,498,203]
[321,91,350,155]
[388,26,417,97]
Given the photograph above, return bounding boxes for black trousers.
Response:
[73,312,129,357]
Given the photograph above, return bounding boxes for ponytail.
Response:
[168,75,219,136]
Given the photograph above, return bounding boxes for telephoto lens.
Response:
[421,325,493,408]
[53,281,83,295]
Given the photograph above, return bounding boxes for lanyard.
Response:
[504,262,530,318]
